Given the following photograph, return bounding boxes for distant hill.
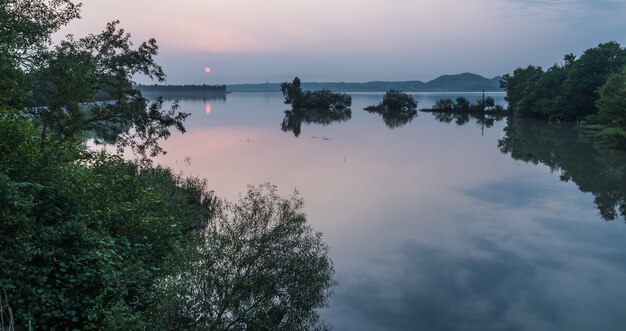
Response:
[227,73,502,93]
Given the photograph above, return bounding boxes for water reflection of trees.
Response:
[281,108,352,137]
[498,118,626,221]
[366,108,417,129]
[429,111,508,129]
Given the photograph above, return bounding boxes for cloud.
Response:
[59,0,626,83]
[325,231,626,331]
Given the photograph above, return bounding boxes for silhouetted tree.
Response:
[364,90,418,129]
[281,77,352,110]
[149,185,335,330]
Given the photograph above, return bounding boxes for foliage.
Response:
[433,98,454,111]
[281,77,304,107]
[365,89,417,112]
[149,184,335,331]
[454,97,470,111]
[0,1,188,158]
[28,21,188,157]
[1,0,81,109]
[0,110,217,329]
[501,42,626,120]
[364,90,418,129]
[598,127,626,149]
[596,67,626,130]
[281,77,352,110]
[0,0,81,54]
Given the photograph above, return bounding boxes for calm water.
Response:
[151,92,626,331]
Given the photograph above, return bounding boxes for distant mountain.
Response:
[227,73,503,93]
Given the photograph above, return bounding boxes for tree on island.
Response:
[281,77,352,110]
[365,89,417,112]
[364,90,418,129]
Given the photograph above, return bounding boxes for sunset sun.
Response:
[204,66,211,73]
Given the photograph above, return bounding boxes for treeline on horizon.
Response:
[230,72,502,92]
[136,84,227,93]
[500,41,626,147]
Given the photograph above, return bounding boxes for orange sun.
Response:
[204,66,211,73]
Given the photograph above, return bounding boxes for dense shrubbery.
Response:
[501,42,626,122]
[0,110,214,328]
[281,77,352,110]
[364,90,418,129]
[597,67,626,129]
[365,89,417,112]
[148,185,334,330]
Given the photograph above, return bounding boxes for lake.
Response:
[149,92,626,331]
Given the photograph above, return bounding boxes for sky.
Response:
[58,0,626,84]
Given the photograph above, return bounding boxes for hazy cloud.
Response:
[60,0,626,83]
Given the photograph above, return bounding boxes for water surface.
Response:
[152,92,626,331]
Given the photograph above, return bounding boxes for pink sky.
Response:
[59,0,626,84]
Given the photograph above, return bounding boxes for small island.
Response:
[420,96,507,113]
[364,90,418,129]
[281,77,352,110]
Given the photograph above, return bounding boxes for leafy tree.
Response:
[365,89,417,112]
[281,77,351,110]
[1,0,188,158]
[281,76,304,107]
[454,97,470,111]
[0,0,81,55]
[432,98,454,111]
[501,42,626,121]
[149,184,335,330]
[0,110,217,329]
[380,89,417,111]
[500,65,544,116]
[0,0,82,108]
[597,67,626,129]
[28,21,188,157]
[561,42,626,119]
[475,96,496,111]
[364,90,418,129]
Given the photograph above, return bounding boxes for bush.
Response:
[281,77,352,110]
[0,111,216,329]
[365,90,417,112]
[149,184,335,330]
